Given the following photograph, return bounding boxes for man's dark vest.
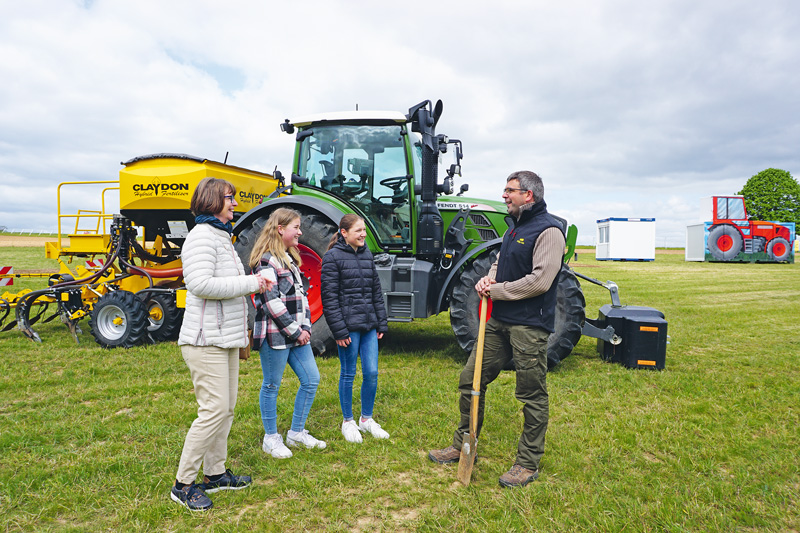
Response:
[491,200,562,332]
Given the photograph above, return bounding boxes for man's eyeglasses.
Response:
[503,187,529,195]
[224,195,235,202]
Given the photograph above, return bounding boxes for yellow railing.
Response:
[47,181,121,258]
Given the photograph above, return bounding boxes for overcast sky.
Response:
[2,0,798,246]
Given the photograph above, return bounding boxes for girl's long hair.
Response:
[327,213,365,250]
[249,208,303,269]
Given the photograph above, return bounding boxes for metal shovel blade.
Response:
[457,427,478,485]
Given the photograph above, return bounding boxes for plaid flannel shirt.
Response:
[252,253,311,350]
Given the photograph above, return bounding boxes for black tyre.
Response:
[449,249,498,353]
[707,225,743,261]
[234,208,338,356]
[449,256,586,370]
[766,236,791,261]
[89,290,149,348]
[143,293,183,342]
[547,265,586,369]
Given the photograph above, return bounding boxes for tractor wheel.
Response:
[449,249,498,353]
[548,265,586,369]
[234,208,338,356]
[766,237,791,261]
[143,293,183,342]
[707,225,743,261]
[89,290,149,348]
[449,255,586,370]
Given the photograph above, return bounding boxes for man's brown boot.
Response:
[498,464,539,488]
[427,445,461,464]
[428,445,479,464]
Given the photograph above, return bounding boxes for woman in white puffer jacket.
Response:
[170,177,270,512]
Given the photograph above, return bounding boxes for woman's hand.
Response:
[336,337,351,347]
[297,330,311,345]
[255,275,273,293]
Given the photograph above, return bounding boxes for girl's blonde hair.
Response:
[249,208,303,269]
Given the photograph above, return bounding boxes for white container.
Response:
[595,217,656,261]
[685,223,707,262]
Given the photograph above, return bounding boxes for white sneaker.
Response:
[341,420,363,443]
[287,429,327,449]
[359,417,390,439]
[262,433,292,459]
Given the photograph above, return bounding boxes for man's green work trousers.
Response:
[452,317,549,471]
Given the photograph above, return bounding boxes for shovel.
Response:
[457,294,489,486]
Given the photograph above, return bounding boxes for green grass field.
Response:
[0,247,798,531]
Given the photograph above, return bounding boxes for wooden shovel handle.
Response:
[470,295,489,434]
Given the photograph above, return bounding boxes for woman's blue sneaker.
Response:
[170,484,213,511]
[200,469,252,493]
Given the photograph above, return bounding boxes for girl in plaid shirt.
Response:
[249,208,325,458]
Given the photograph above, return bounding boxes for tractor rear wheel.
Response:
[234,208,338,356]
[707,225,743,260]
[449,255,585,370]
[89,290,149,348]
[766,236,791,261]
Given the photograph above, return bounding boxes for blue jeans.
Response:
[337,329,379,421]
[258,343,319,434]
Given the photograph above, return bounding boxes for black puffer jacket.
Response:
[321,235,388,340]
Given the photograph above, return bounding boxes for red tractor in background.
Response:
[707,195,793,261]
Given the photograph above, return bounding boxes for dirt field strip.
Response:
[0,236,67,247]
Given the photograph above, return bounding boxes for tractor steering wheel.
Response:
[379,175,409,191]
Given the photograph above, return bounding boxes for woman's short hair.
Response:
[190,177,236,216]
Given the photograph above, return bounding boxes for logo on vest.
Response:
[516,237,525,244]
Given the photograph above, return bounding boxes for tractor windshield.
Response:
[297,124,412,248]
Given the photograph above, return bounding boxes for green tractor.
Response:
[233,100,586,368]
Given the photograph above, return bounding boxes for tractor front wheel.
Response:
[766,236,791,261]
[89,290,149,348]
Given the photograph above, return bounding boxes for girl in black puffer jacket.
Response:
[321,214,390,444]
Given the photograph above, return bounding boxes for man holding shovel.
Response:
[428,170,565,488]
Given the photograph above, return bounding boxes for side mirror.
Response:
[456,183,469,197]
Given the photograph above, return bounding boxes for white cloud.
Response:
[1,0,799,247]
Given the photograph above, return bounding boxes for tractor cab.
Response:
[712,196,748,225]
[286,112,419,250]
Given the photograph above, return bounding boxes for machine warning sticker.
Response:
[167,220,189,239]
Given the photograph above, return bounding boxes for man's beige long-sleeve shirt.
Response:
[488,203,565,301]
